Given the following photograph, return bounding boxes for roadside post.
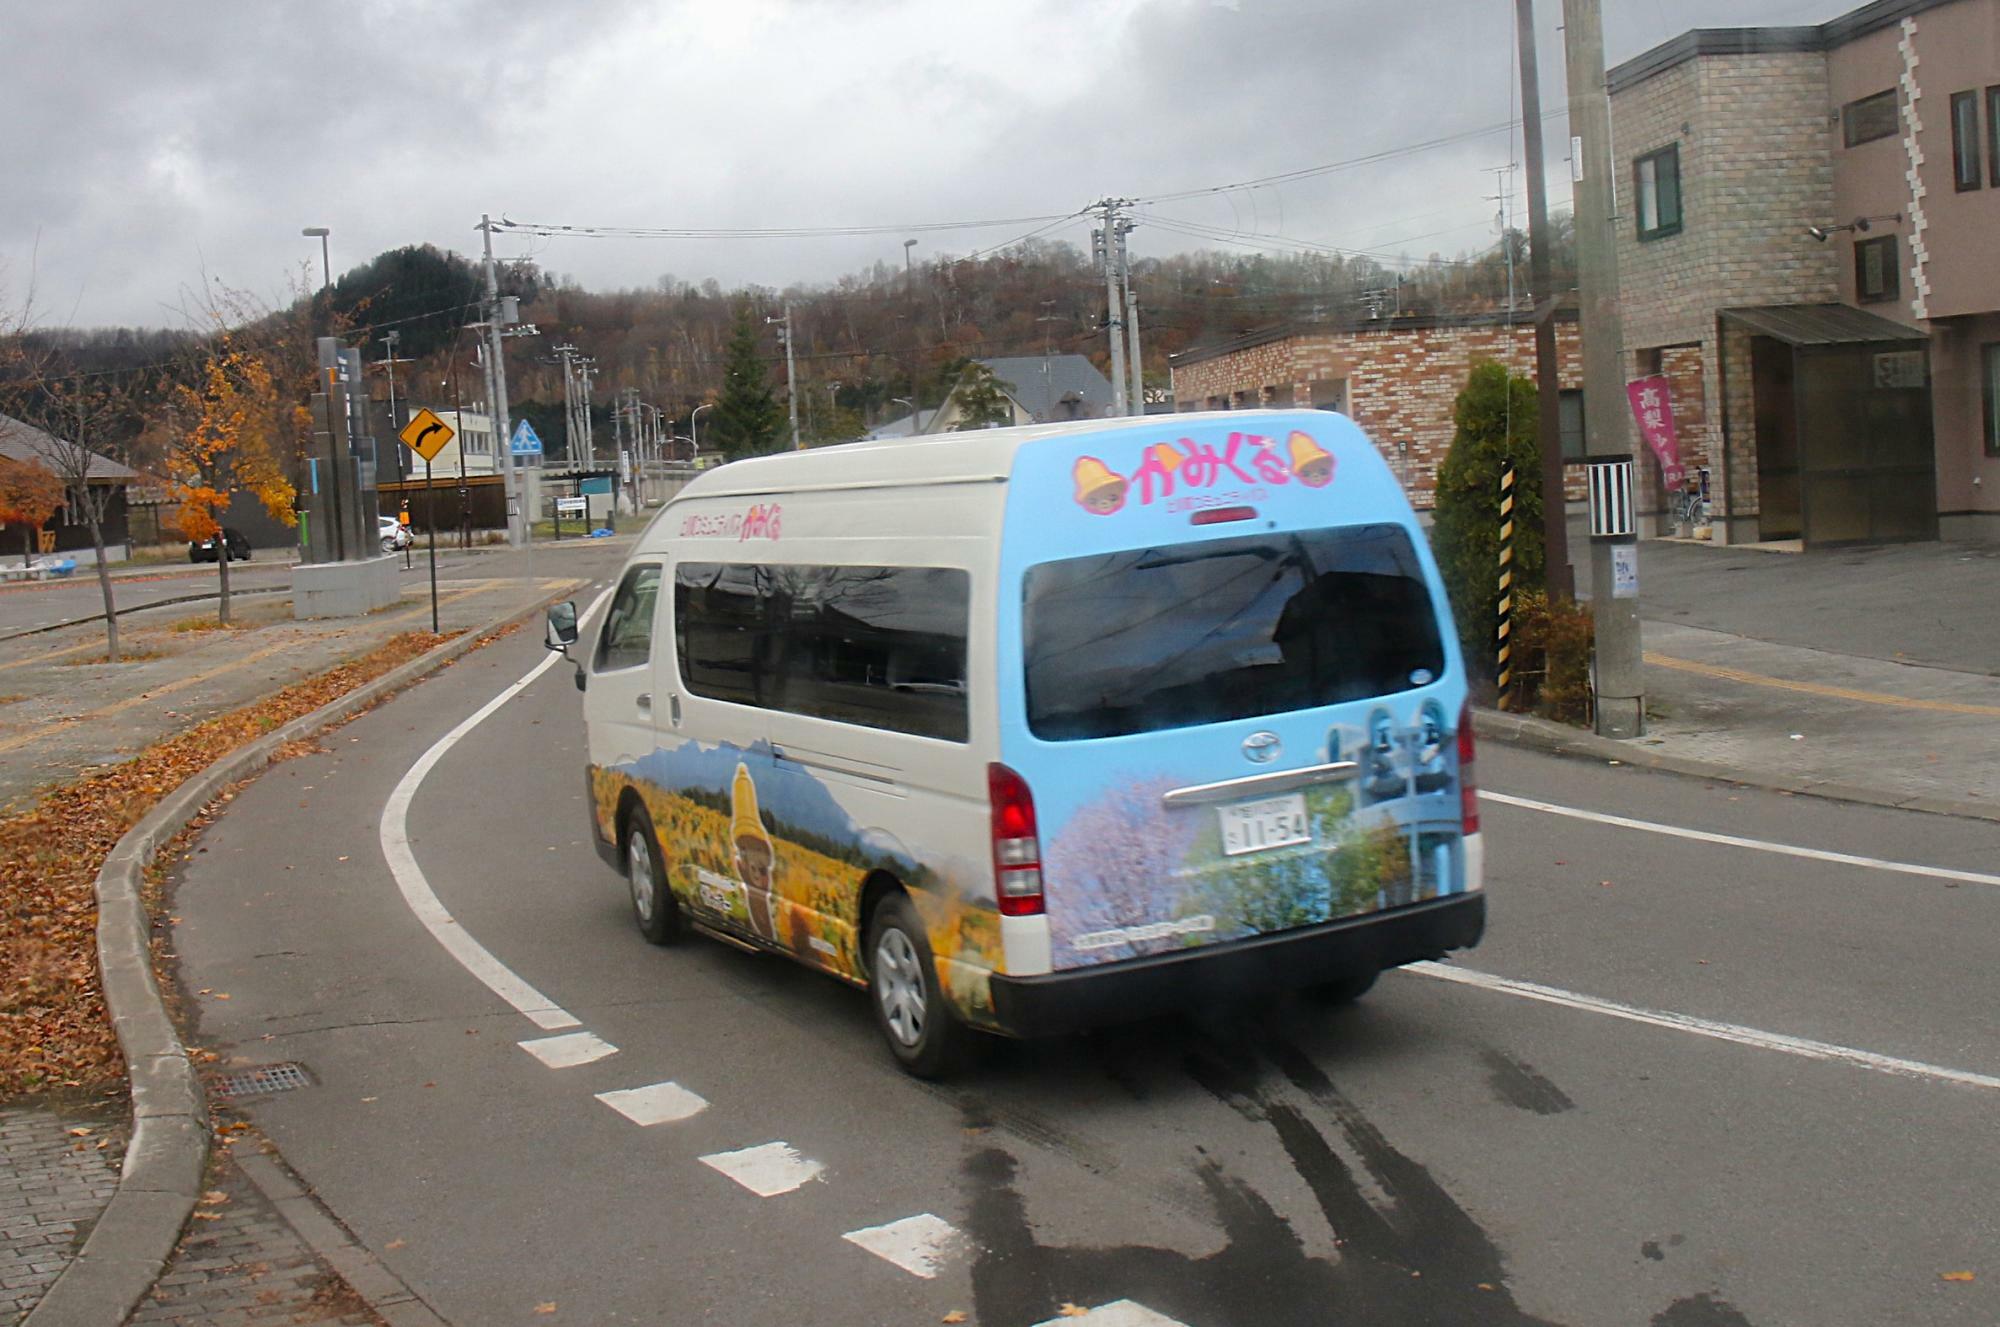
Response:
[398,407,456,635]
[1496,461,1517,711]
[399,505,413,570]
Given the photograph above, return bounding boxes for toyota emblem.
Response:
[1242,731,1282,764]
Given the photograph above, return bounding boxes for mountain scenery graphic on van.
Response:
[1070,429,1334,516]
[1037,715,1465,969]
[591,741,1004,1023]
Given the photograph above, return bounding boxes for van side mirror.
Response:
[546,601,579,652]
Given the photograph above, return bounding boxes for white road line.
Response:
[1032,1303,1191,1327]
[1407,962,2000,1092]
[1482,789,2000,889]
[375,586,613,1032]
[518,1031,618,1068]
[699,1142,827,1197]
[595,1081,710,1126]
[841,1213,963,1279]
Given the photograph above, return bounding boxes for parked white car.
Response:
[379,516,414,554]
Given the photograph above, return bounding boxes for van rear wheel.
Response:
[624,805,683,945]
[866,893,964,1079]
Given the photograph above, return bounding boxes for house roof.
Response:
[1721,303,1928,346]
[976,356,1114,421]
[0,413,141,483]
[1608,0,1959,94]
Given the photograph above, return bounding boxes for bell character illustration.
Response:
[731,762,778,941]
[1073,456,1129,515]
[1288,431,1335,488]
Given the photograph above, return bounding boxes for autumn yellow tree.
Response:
[162,335,297,624]
[0,456,65,568]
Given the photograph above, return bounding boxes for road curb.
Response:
[23,578,583,1327]
[1474,705,2000,825]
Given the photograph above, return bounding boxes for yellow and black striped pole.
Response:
[1496,460,1516,711]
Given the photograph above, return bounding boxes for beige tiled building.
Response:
[1610,0,2000,545]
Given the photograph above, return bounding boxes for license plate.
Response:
[1218,793,1312,856]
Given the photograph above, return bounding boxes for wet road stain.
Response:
[1652,1292,1755,1326]
[961,1023,1767,1327]
[1480,1049,1577,1115]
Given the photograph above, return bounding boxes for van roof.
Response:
[670,410,1335,503]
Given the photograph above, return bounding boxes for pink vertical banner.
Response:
[1626,376,1684,491]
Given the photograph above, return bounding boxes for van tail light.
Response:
[988,763,1045,917]
[1458,703,1480,836]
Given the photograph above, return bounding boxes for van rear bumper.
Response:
[986,893,1485,1038]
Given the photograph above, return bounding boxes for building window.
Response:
[1988,86,2000,186]
[1634,144,1683,241]
[1950,91,1982,191]
[1559,390,1586,461]
[1855,235,1900,304]
[1984,344,2000,457]
[1843,89,1900,147]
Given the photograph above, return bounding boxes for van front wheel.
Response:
[624,806,683,945]
[866,894,963,1078]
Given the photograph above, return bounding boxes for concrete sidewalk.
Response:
[1517,537,2000,820]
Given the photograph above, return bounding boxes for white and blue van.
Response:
[554,410,1484,1076]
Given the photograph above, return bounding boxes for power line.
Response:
[492,212,1078,241]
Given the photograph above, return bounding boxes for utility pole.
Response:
[555,344,580,469]
[1563,0,1645,737]
[768,303,801,449]
[375,330,406,483]
[1517,0,1574,601]
[1093,199,1131,416]
[479,215,522,546]
[903,240,922,434]
[1116,219,1144,413]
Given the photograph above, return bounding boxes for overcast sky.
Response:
[2,0,1859,328]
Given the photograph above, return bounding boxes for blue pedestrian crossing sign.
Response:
[509,419,544,455]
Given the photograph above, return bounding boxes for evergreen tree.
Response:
[709,306,782,460]
[1429,361,1545,680]
[948,362,1014,430]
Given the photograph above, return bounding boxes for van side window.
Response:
[595,564,662,672]
[675,562,970,742]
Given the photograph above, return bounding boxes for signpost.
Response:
[509,418,544,457]
[554,493,585,541]
[397,409,455,633]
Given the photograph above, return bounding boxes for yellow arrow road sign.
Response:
[398,407,455,462]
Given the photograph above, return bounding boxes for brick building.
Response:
[1166,311,1583,509]
[1610,0,2000,545]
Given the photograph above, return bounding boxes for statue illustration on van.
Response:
[732,762,779,942]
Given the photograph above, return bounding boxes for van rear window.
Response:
[1022,525,1444,741]
[675,562,970,742]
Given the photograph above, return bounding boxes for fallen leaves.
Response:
[1056,1306,1090,1319]
[0,629,455,1097]
[534,1303,558,1315]
[1941,1271,1976,1283]
[941,1313,968,1324]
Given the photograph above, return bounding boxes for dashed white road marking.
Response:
[1409,961,2000,1092]
[1032,1303,1191,1327]
[841,1213,963,1279]
[1482,789,2000,889]
[699,1142,826,1197]
[519,1031,618,1068]
[595,1081,710,1126]
[376,586,613,1031]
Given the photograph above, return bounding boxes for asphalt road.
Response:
[168,566,2000,1327]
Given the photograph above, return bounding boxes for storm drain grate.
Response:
[212,1062,313,1099]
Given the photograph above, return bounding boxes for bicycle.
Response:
[1670,483,1704,532]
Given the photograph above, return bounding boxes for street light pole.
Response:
[302,227,330,289]
[479,214,523,547]
[691,402,713,459]
[903,239,922,434]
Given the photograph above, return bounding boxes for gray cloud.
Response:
[2,0,1856,326]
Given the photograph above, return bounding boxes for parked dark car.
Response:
[188,528,252,563]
